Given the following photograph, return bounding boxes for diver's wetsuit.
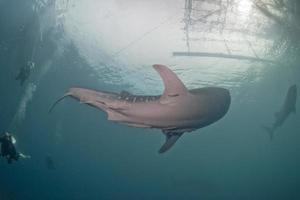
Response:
[0,134,20,164]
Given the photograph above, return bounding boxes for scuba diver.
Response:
[0,132,30,164]
[15,61,35,86]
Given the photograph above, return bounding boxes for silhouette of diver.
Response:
[0,132,30,164]
[15,61,35,86]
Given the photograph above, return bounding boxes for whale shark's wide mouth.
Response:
[196,87,231,115]
[210,88,231,117]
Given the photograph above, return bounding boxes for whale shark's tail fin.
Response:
[261,125,275,140]
[159,131,184,154]
[49,93,71,113]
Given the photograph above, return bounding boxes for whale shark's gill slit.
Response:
[95,100,106,105]
[168,94,179,97]
[108,107,126,112]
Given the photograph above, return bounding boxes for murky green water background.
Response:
[0,0,300,199]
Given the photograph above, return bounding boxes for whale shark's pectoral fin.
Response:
[158,131,184,154]
[153,64,188,99]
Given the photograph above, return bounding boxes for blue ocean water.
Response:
[0,0,300,199]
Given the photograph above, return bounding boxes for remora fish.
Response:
[50,64,231,153]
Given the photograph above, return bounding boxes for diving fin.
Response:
[158,132,184,154]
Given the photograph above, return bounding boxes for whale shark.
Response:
[50,64,231,153]
[262,84,297,140]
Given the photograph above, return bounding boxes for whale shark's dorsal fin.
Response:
[153,64,188,98]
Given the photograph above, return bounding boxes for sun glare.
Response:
[237,0,253,22]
